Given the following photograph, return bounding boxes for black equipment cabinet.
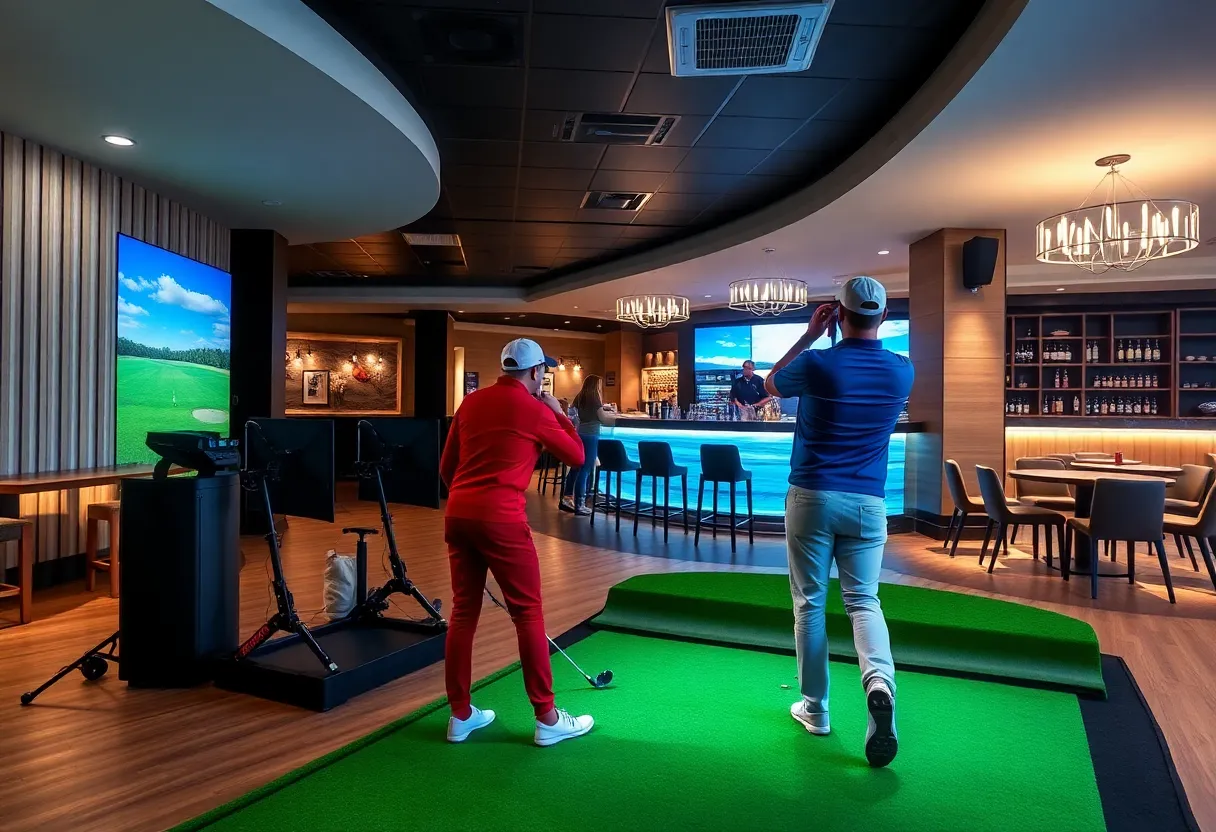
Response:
[118,472,241,687]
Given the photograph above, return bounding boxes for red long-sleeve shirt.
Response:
[441,376,585,523]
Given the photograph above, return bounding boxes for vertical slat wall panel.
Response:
[0,131,229,569]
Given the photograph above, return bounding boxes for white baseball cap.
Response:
[500,338,557,371]
[837,275,887,315]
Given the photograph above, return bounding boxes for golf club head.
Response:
[592,670,613,688]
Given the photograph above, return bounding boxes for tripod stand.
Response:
[348,461,445,627]
[234,467,338,673]
[20,631,120,705]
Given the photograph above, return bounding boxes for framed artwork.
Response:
[302,369,330,405]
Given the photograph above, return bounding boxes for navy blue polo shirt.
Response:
[770,338,914,499]
[730,373,767,405]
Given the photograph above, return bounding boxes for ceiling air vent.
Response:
[313,270,368,279]
[581,191,653,212]
[562,113,680,146]
[666,2,832,77]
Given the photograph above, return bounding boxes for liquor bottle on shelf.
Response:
[1152,339,1161,362]
[1062,369,1070,387]
[1100,398,1109,415]
[1137,340,1145,361]
[1064,342,1072,362]
[1151,398,1159,415]
[1117,340,1125,362]
[1073,395,1080,413]
[1133,398,1142,415]
[1054,369,1061,388]
[1152,374,1159,387]
[1042,396,1049,415]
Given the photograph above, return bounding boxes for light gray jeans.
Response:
[785,485,896,715]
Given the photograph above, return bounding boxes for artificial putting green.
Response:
[117,355,230,464]
[179,631,1105,832]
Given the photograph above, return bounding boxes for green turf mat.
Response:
[178,632,1105,832]
[591,572,1105,695]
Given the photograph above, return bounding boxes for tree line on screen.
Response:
[117,337,230,370]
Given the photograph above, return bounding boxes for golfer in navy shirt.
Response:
[764,276,913,768]
[729,360,771,417]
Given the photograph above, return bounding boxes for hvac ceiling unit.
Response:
[581,191,653,212]
[666,1,833,77]
[402,232,467,269]
[560,112,679,146]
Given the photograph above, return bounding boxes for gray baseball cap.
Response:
[500,338,557,371]
[836,276,887,315]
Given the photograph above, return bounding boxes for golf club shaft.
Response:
[484,588,594,683]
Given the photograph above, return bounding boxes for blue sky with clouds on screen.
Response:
[116,235,231,351]
[696,320,909,370]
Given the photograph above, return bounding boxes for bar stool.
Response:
[633,441,688,542]
[590,439,640,532]
[0,517,34,623]
[1065,478,1172,602]
[536,452,567,498]
[86,500,121,597]
[694,444,754,553]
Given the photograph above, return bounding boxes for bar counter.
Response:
[603,419,924,517]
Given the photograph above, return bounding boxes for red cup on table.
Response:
[1114,451,1124,464]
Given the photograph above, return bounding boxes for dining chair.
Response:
[1074,452,1115,461]
[975,465,1066,574]
[1163,485,1216,592]
[1064,479,1172,603]
[1163,464,1213,517]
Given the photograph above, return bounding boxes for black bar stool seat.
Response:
[590,439,640,531]
[695,444,755,553]
[633,441,689,541]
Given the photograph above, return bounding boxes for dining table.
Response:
[1070,462,1184,476]
[0,464,162,517]
[1008,468,1176,572]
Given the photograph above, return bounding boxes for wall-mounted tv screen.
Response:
[116,234,232,464]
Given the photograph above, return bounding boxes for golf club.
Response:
[484,588,613,689]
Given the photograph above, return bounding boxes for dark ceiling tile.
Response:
[444,165,518,188]
[522,110,571,142]
[534,0,664,17]
[828,0,964,29]
[749,151,816,178]
[512,221,571,238]
[420,66,524,108]
[519,167,595,190]
[599,145,688,173]
[446,187,517,209]
[313,241,365,256]
[440,140,520,167]
[453,220,515,238]
[555,223,627,238]
[675,148,769,175]
[655,114,710,146]
[625,73,738,116]
[722,77,848,119]
[529,15,654,72]
[520,141,605,169]
[589,169,669,193]
[642,191,718,212]
[356,242,407,256]
[515,207,576,223]
[803,24,931,81]
[517,189,586,209]
[429,108,522,141]
[551,256,589,268]
[731,174,799,199]
[381,0,531,12]
[695,117,803,150]
[454,204,516,222]
[568,208,639,225]
[562,233,625,248]
[782,119,860,152]
[526,69,634,111]
[658,172,743,193]
[556,247,610,258]
[617,225,670,240]
[815,80,903,122]
[639,24,672,74]
[633,209,701,226]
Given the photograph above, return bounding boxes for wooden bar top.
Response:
[0,465,162,494]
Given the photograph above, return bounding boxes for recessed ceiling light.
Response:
[704,294,712,298]
[573,306,579,309]
[504,316,511,320]
[564,320,571,324]
[1056,287,1066,292]
[261,199,282,207]
[518,314,525,318]
[877,249,890,255]
[457,310,465,313]
[103,135,135,147]
[596,324,602,328]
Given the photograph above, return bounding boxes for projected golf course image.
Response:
[116,235,232,465]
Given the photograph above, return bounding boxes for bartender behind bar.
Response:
[730,360,772,419]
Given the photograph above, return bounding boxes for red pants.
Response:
[444,517,554,719]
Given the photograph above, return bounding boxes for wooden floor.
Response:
[1,495,1214,832]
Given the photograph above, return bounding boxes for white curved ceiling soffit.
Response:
[0,0,439,244]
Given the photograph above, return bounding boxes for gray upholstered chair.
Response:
[1163,464,1213,517]
[1014,457,1076,511]
[1163,485,1216,592]
[975,465,1066,574]
[1065,479,1172,603]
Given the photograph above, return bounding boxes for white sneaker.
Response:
[790,700,830,735]
[447,705,496,743]
[560,496,576,513]
[864,680,898,767]
[534,708,594,747]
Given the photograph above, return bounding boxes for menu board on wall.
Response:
[284,333,402,415]
[464,371,479,395]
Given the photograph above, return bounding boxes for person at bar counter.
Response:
[764,276,914,768]
[729,360,772,419]
[439,338,595,748]
[561,374,615,516]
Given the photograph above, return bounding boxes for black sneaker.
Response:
[864,682,898,768]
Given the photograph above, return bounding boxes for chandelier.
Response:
[1035,154,1200,273]
[728,248,808,316]
[615,295,689,329]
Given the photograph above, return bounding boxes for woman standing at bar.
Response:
[561,374,614,516]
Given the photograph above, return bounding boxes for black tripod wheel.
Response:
[81,656,109,681]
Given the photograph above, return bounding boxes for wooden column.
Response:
[604,330,642,411]
[905,228,1007,537]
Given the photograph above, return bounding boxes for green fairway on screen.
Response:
[116,235,231,465]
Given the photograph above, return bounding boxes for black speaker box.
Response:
[962,236,1000,290]
[118,472,241,687]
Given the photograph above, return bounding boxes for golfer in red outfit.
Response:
[440,338,595,747]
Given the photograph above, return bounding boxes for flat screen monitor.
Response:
[244,419,335,523]
[116,234,232,465]
[356,418,441,509]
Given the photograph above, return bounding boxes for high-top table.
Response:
[1009,468,1175,572]
[0,464,162,515]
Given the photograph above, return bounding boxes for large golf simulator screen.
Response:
[116,235,232,465]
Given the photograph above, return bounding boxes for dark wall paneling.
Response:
[0,131,229,568]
